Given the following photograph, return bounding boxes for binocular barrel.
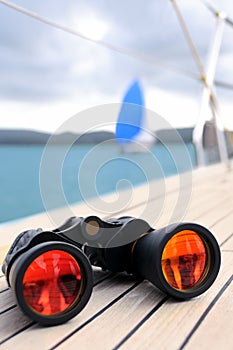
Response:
[84,220,221,299]
[3,230,93,326]
[131,223,221,299]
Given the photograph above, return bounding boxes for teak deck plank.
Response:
[222,234,233,251]
[57,283,166,350]
[119,252,233,350]
[0,275,140,348]
[0,277,8,293]
[0,163,233,349]
[0,289,15,313]
[0,163,227,253]
[0,268,112,314]
[185,276,233,350]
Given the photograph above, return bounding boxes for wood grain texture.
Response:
[185,276,233,350]
[0,289,15,313]
[118,252,233,350]
[0,306,32,343]
[0,267,111,314]
[0,276,8,293]
[0,163,228,247]
[221,234,233,251]
[57,282,166,350]
[0,274,139,348]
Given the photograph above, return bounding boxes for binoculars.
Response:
[2,216,221,326]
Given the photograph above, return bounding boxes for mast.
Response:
[193,11,228,166]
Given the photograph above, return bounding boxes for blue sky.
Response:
[0,0,232,132]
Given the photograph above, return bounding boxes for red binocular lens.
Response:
[8,242,93,326]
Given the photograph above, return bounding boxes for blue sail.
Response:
[116,80,144,145]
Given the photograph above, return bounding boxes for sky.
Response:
[0,0,232,133]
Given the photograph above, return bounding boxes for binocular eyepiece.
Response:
[2,229,93,326]
[2,216,221,326]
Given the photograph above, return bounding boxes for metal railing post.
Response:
[193,12,228,166]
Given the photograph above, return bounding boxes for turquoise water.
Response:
[0,143,196,223]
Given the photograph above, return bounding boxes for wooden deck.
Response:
[0,163,233,349]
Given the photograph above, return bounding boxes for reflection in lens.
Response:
[23,250,82,315]
[161,231,207,290]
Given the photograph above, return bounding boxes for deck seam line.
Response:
[105,186,189,219]
[93,272,115,287]
[0,273,115,321]
[0,322,35,345]
[178,274,233,350]
[0,305,17,315]
[105,186,231,220]
[0,288,9,294]
[112,295,169,350]
[210,211,233,231]
[192,194,233,222]
[49,280,142,350]
[220,232,233,247]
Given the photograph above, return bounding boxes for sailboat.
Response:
[115,80,154,153]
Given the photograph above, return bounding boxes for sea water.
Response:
[0,143,196,224]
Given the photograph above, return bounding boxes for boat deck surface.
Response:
[0,163,233,349]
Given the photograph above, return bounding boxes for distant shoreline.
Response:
[0,128,194,144]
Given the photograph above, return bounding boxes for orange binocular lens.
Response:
[161,230,207,291]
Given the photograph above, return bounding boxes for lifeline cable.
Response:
[0,0,199,80]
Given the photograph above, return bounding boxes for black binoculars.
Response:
[2,216,221,326]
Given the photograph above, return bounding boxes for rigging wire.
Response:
[170,0,233,92]
[171,0,233,153]
[170,0,205,77]
[170,0,233,91]
[200,0,233,92]
[201,1,233,28]
[1,0,232,153]
[0,0,232,91]
[0,0,199,80]
[214,80,233,91]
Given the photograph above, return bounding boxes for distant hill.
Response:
[0,129,51,144]
[0,129,115,145]
[0,128,195,145]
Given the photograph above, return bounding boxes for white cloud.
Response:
[0,0,232,132]
[73,16,108,41]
